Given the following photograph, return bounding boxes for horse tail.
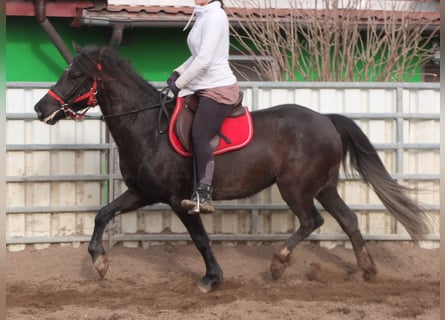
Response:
[326,113,431,241]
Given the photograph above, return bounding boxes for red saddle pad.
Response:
[168,97,254,157]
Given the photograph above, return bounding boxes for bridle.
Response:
[47,62,175,133]
[47,64,101,121]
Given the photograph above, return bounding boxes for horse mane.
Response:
[74,45,159,94]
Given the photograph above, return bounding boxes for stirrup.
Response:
[180,184,215,214]
[180,190,201,213]
[192,189,202,213]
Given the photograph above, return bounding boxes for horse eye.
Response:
[68,68,83,79]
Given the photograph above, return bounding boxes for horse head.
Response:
[34,45,108,124]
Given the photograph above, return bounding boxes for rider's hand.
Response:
[167,71,180,86]
[169,81,180,97]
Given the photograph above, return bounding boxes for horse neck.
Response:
[98,76,160,114]
[96,78,163,147]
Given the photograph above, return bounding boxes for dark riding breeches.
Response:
[192,96,233,186]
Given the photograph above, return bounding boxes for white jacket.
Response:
[174,1,237,91]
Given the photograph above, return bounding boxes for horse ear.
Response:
[72,41,82,53]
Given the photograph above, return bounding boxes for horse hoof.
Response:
[93,254,109,278]
[270,252,290,280]
[197,281,214,293]
[197,280,219,293]
[358,250,377,282]
[362,267,377,282]
[347,267,377,283]
[197,274,223,293]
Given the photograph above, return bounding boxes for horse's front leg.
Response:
[88,189,147,278]
[172,202,223,293]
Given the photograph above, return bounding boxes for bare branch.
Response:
[229,0,439,81]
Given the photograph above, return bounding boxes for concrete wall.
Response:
[6,82,440,251]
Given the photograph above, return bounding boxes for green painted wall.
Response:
[6,16,432,83]
[6,17,190,82]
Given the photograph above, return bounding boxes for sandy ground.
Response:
[6,241,439,320]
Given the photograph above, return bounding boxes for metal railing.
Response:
[6,82,440,246]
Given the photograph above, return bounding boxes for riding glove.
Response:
[169,81,180,97]
[167,71,180,85]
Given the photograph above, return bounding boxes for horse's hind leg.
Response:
[88,189,147,278]
[316,186,377,281]
[270,185,324,279]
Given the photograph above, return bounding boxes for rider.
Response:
[167,0,239,214]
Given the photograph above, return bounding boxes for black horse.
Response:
[34,45,430,292]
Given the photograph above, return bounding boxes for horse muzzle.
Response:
[42,108,65,125]
[35,100,65,125]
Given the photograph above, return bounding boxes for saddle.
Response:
[168,92,254,157]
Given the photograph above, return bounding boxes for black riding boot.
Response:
[181,183,215,214]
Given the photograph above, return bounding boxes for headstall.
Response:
[47,64,102,121]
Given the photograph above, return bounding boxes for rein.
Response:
[101,87,174,134]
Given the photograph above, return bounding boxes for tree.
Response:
[227,0,440,81]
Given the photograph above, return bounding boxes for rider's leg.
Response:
[181,96,233,213]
